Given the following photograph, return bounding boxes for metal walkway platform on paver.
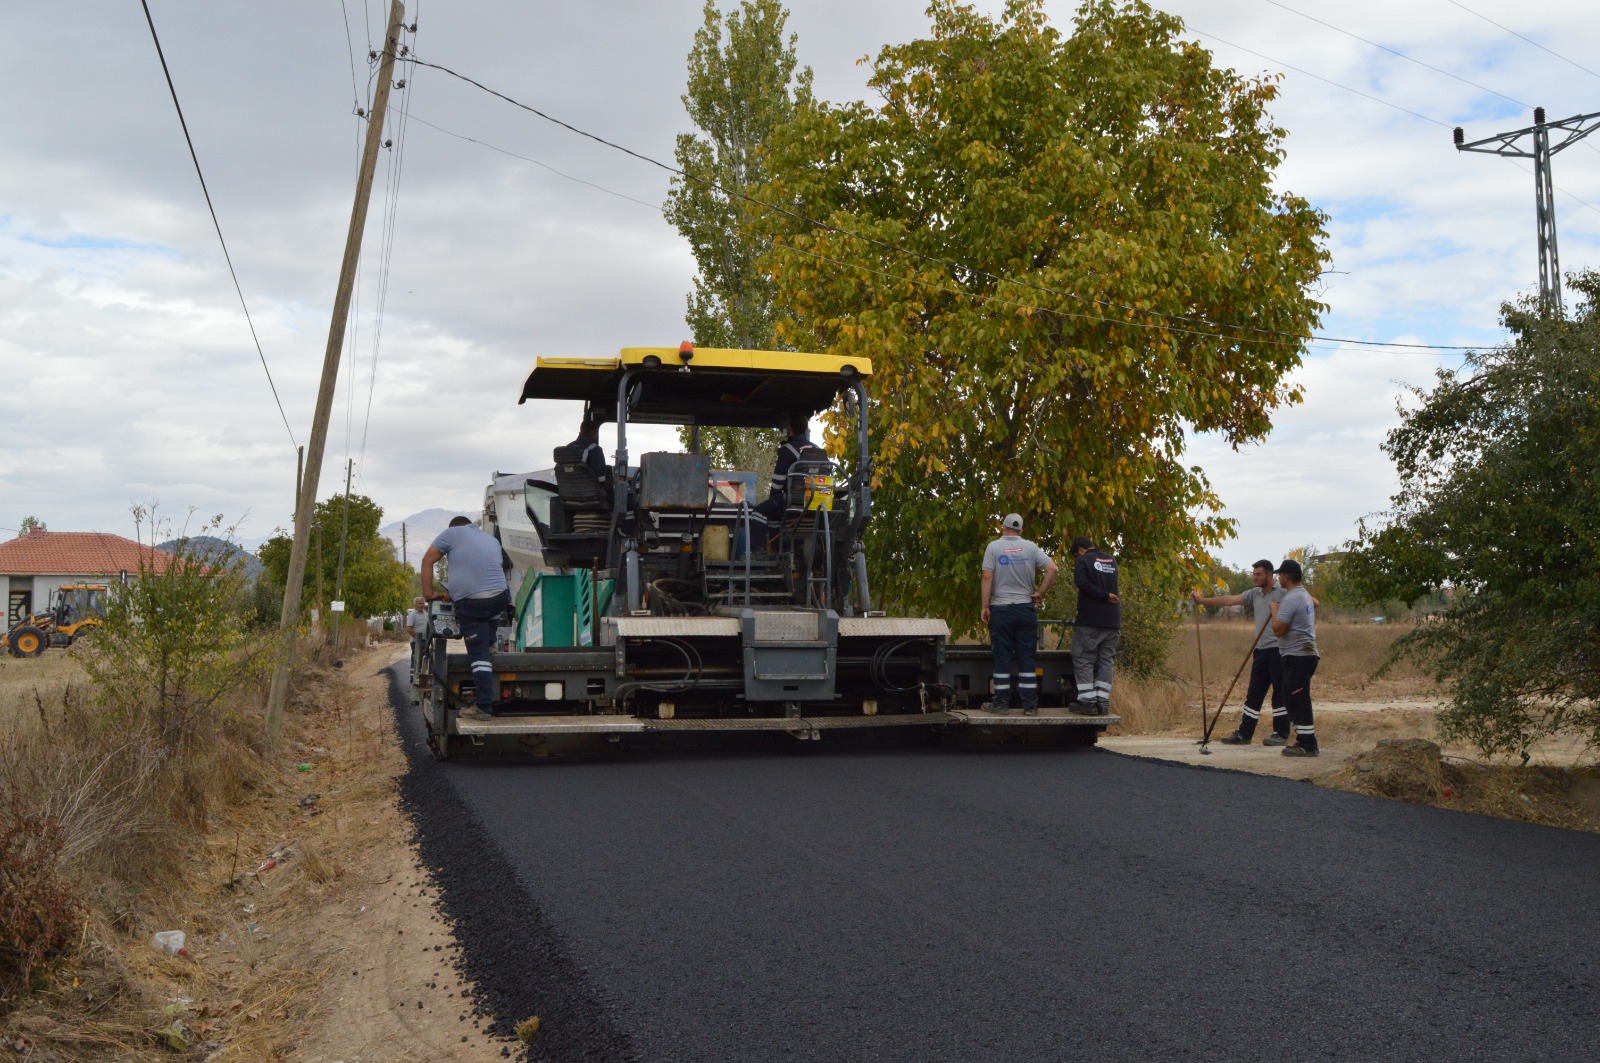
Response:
[452,706,1118,737]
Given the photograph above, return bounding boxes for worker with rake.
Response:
[1192,560,1291,746]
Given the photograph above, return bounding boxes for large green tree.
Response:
[754,0,1328,632]
[1345,274,1600,759]
[665,0,813,474]
[258,494,411,619]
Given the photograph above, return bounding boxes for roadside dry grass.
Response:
[1107,618,1434,739]
[0,625,513,1061]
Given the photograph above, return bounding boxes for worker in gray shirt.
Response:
[405,595,429,690]
[420,517,512,722]
[980,513,1058,715]
[1271,558,1320,757]
[1192,560,1290,746]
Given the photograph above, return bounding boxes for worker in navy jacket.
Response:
[1070,536,1120,715]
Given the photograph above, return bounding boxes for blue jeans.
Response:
[454,591,510,710]
[989,603,1039,709]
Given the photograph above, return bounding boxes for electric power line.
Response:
[1444,0,1600,85]
[359,40,418,467]
[1188,27,1600,217]
[337,0,361,113]
[402,105,1487,357]
[1438,0,1600,164]
[1263,0,1529,109]
[1191,25,1449,128]
[137,0,298,450]
[397,54,1485,353]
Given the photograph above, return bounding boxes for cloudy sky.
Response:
[2,0,1597,568]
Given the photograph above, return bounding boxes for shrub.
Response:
[1041,554,1181,681]
[80,509,272,750]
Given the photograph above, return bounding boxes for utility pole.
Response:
[294,446,304,523]
[264,0,406,750]
[1455,107,1600,315]
[331,458,354,655]
[401,521,408,567]
[315,524,324,615]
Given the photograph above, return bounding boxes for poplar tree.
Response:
[665,0,813,474]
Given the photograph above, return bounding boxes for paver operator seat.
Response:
[546,443,612,568]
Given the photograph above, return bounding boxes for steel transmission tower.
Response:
[1454,108,1600,314]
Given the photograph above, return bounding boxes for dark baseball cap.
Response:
[1275,559,1303,581]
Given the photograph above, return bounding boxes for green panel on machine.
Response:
[517,571,615,649]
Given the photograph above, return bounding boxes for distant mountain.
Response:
[379,508,459,566]
[156,535,264,580]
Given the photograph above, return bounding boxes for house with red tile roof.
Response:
[0,527,173,626]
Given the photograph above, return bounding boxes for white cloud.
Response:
[0,0,1595,566]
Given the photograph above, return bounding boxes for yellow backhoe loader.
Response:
[2,583,108,658]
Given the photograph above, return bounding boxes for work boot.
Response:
[1262,733,1289,747]
[1282,744,1319,757]
[1022,704,1039,716]
[987,702,1013,716]
[463,707,493,722]
[1219,731,1249,745]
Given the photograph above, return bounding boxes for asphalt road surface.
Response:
[390,669,1600,1062]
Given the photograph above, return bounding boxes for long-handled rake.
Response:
[1197,611,1273,754]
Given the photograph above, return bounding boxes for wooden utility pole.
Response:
[401,521,408,566]
[294,445,304,522]
[264,0,406,751]
[331,458,354,653]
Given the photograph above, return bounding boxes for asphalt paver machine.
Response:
[414,346,1113,758]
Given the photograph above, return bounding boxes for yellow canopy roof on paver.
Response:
[519,347,872,428]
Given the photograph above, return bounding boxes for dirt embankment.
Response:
[1103,620,1600,830]
[1,644,519,1061]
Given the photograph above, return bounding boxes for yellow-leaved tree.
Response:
[754,0,1330,634]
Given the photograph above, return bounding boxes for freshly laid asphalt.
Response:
[389,668,1600,1062]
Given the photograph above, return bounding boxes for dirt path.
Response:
[241,644,517,1063]
[1102,700,1442,779]
[0,639,523,1060]
[1105,697,1596,780]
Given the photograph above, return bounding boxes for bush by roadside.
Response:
[0,513,360,1053]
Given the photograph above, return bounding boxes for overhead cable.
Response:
[337,0,361,113]
[1191,26,1450,128]
[1189,28,1600,217]
[360,41,417,467]
[137,0,298,450]
[1443,0,1600,85]
[404,107,1483,357]
[397,55,1484,353]
[1262,0,1530,109]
